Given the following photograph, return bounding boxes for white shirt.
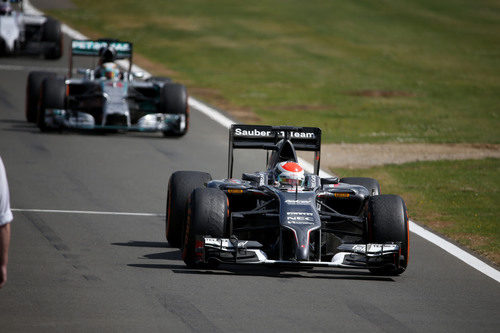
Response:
[0,156,13,226]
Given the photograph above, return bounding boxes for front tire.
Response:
[367,194,409,275]
[166,171,212,248]
[182,188,228,267]
[26,71,57,122]
[160,83,189,137]
[37,78,65,132]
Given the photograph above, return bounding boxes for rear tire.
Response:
[42,17,63,59]
[160,83,189,137]
[166,171,212,248]
[37,78,65,132]
[182,188,228,267]
[26,71,57,122]
[340,177,381,195]
[367,194,409,275]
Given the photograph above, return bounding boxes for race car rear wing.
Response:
[228,124,322,177]
[68,39,133,78]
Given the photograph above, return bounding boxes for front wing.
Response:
[196,236,402,270]
[43,109,186,133]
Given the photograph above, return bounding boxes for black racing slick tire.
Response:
[183,188,228,268]
[367,194,409,275]
[37,77,65,132]
[166,171,212,248]
[340,177,381,195]
[26,71,57,122]
[42,17,63,59]
[160,83,189,137]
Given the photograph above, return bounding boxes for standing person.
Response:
[0,156,13,288]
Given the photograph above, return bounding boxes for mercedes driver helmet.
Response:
[275,161,305,187]
[101,62,120,80]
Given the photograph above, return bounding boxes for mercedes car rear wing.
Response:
[68,39,133,78]
[228,124,322,177]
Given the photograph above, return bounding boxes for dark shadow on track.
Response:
[128,262,395,282]
[0,119,40,133]
[112,241,168,248]
[128,263,187,270]
[112,241,181,259]
[142,251,181,260]
[0,119,29,124]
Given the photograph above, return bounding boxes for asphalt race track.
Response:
[0,4,499,332]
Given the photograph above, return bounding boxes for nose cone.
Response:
[296,244,309,261]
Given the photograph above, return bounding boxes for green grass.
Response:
[50,0,500,143]
[334,158,500,265]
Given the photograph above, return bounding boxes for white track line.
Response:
[12,208,163,217]
[25,0,499,282]
[410,222,500,282]
[0,64,67,72]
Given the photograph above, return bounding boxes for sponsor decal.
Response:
[287,212,314,216]
[334,192,350,198]
[286,212,314,224]
[367,244,398,252]
[285,199,310,204]
[307,176,318,189]
[234,127,315,139]
[72,40,131,53]
[287,220,314,225]
[351,245,367,252]
[227,188,244,194]
[204,238,249,249]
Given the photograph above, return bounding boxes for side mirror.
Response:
[242,173,260,182]
[133,71,144,79]
[321,177,339,185]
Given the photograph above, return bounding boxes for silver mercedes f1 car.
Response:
[166,125,410,275]
[0,0,62,58]
[25,39,189,136]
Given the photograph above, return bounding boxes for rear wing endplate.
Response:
[228,124,322,177]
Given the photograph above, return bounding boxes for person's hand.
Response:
[0,264,7,288]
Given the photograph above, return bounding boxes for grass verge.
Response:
[334,158,500,266]
[49,0,500,143]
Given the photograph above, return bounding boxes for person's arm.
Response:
[0,157,12,289]
[0,223,10,288]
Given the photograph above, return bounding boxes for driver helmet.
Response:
[101,62,120,80]
[0,3,12,15]
[275,161,305,187]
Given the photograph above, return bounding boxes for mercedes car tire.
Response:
[26,71,57,122]
[37,77,65,132]
[160,83,189,137]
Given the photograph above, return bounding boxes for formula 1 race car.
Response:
[25,39,188,136]
[0,0,62,58]
[166,125,409,275]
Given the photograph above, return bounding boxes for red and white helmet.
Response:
[275,161,304,186]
